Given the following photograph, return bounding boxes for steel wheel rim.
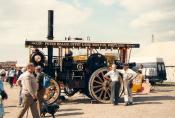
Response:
[89,67,111,103]
[43,79,60,104]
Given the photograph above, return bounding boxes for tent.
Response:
[132,41,175,82]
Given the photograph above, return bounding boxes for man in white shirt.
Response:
[120,63,137,106]
[17,63,39,118]
[104,64,121,105]
[16,67,27,107]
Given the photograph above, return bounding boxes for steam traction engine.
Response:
[25,10,140,104]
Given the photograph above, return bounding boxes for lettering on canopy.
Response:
[25,40,140,49]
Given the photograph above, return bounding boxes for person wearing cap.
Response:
[104,64,121,105]
[35,66,45,115]
[17,63,39,118]
[119,63,137,106]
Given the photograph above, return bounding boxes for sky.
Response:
[0,0,175,64]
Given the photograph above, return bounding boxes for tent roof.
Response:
[133,41,175,66]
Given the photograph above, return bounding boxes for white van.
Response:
[130,57,167,84]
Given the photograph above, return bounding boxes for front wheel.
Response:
[43,78,61,104]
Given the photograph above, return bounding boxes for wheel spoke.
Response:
[97,76,104,82]
[94,80,103,85]
[101,72,104,77]
[94,88,103,94]
[109,89,111,92]
[102,90,106,100]
[101,71,107,77]
[99,90,104,99]
[106,89,111,98]
[93,84,103,89]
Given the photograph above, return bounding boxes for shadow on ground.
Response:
[44,108,84,117]
[134,101,162,105]
[56,112,84,117]
[4,105,16,108]
[155,83,175,86]
[134,95,175,102]
[59,108,82,112]
[62,98,92,105]
[151,89,174,93]
[61,95,175,105]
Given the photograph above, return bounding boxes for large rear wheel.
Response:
[89,67,111,103]
[89,67,123,103]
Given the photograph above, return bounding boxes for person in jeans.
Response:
[17,63,39,118]
[104,64,121,105]
[119,63,137,106]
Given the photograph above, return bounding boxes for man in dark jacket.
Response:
[35,66,45,114]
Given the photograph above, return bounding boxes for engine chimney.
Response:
[47,10,54,39]
[47,10,54,77]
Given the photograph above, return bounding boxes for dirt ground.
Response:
[3,82,175,118]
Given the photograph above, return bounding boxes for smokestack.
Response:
[47,10,54,77]
[47,10,54,39]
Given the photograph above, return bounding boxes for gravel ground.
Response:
[3,82,175,118]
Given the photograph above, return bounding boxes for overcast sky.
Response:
[0,0,175,64]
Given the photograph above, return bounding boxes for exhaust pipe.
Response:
[47,10,54,77]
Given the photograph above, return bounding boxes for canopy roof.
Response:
[25,40,140,49]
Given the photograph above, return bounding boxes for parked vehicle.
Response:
[130,57,167,84]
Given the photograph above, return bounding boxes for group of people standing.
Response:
[0,62,149,117]
[0,65,22,88]
[104,63,137,106]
